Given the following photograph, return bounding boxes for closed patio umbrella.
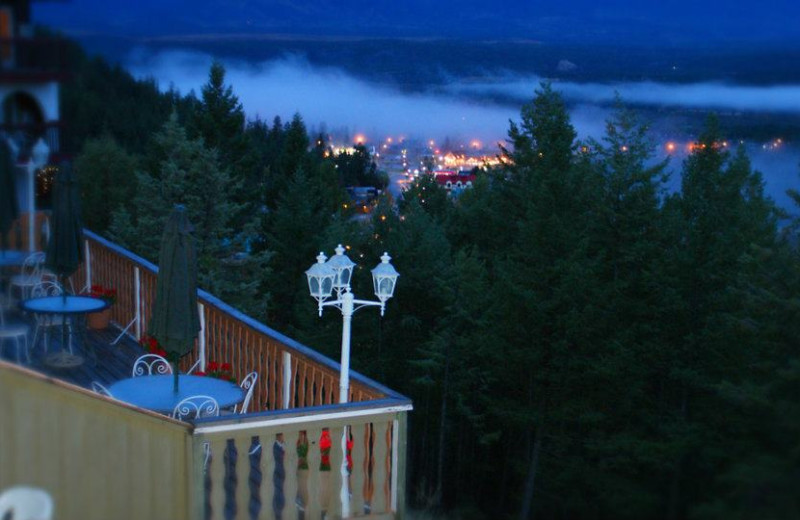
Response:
[45,161,84,293]
[0,139,18,254]
[149,205,201,393]
[43,162,84,366]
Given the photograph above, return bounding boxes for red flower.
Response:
[148,337,158,350]
[221,362,232,371]
[207,361,219,371]
[195,371,206,376]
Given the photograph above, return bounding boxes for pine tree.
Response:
[109,112,239,292]
[75,135,138,233]
[261,168,331,328]
[191,61,247,165]
[494,83,607,519]
[660,116,782,519]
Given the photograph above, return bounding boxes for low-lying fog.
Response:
[127,50,800,211]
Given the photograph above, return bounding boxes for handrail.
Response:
[194,397,413,430]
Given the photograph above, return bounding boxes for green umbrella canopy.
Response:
[0,139,18,252]
[149,205,201,361]
[45,162,84,281]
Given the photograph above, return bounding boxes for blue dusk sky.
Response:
[35,0,800,46]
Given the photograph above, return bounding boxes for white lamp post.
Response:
[305,244,399,517]
[27,138,50,252]
[305,244,399,403]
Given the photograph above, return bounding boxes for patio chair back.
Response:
[9,251,46,299]
[30,279,63,298]
[233,371,258,414]
[0,485,53,520]
[90,381,113,397]
[172,395,220,420]
[132,353,172,377]
[29,280,71,355]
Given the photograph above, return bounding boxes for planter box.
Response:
[87,308,111,330]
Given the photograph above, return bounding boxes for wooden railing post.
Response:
[283,351,292,409]
[198,302,206,371]
[393,412,408,518]
[371,420,390,513]
[113,266,140,345]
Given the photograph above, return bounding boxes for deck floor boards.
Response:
[0,308,146,391]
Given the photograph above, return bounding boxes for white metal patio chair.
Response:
[8,251,46,300]
[0,485,53,520]
[29,280,72,354]
[233,371,258,414]
[0,303,30,363]
[90,380,113,397]
[172,395,220,421]
[131,353,172,377]
[186,358,202,374]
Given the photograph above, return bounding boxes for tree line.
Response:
[65,40,800,519]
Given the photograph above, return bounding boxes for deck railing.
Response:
[60,230,412,518]
[1,360,411,520]
[194,400,409,519]
[73,230,394,412]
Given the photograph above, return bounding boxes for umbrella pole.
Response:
[173,362,179,393]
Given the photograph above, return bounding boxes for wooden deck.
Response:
[0,308,146,391]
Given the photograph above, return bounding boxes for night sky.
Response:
[35,0,800,46]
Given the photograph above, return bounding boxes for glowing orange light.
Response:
[666,142,676,152]
[354,134,366,145]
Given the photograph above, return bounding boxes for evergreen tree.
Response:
[494,83,606,519]
[109,113,238,292]
[75,135,138,233]
[190,61,255,225]
[660,116,781,519]
[261,168,332,328]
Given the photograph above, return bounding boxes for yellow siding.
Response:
[0,362,194,520]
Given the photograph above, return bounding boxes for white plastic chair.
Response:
[172,395,220,420]
[90,381,113,397]
[29,280,72,355]
[0,486,53,520]
[131,353,172,377]
[0,303,30,363]
[233,371,258,414]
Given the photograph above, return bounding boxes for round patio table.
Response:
[109,374,245,415]
[19,295,109,367]
[0,250,27,267]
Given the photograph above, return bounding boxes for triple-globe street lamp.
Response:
[305,244,398,516]
[305,244,399,404]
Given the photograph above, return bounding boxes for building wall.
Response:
[0,81,59,122]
